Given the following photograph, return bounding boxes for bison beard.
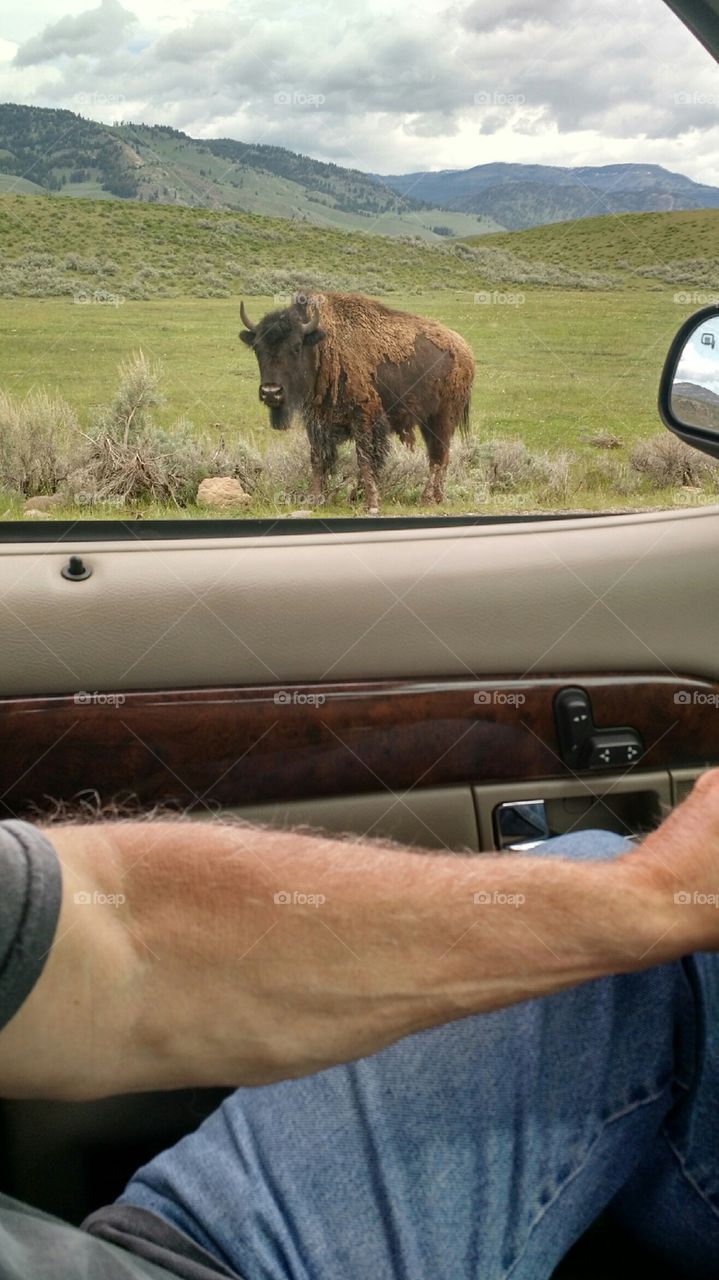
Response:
[239,291,475,513]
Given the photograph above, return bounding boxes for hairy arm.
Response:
[0,776,713,1101]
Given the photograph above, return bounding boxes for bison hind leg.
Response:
[418,413,452,505]
[420,461,447,505]
[351,414,389,515]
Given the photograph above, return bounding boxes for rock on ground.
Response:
[196,477,251,509]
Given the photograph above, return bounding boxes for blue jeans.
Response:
[118,831,719,1279]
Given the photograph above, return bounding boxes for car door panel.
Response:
[1,506,719,696]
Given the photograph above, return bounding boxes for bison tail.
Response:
[458,394,472,440]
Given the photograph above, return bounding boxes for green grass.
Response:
[1,487,699,522]
[3,197,715,309]
[0,288,710,517]
[0,290,699,445]
[472,209,719,283]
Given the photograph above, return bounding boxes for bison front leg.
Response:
[355,445,380,514]
[309,449,325,504]
[353,426,381,515]
[306,420,329,506]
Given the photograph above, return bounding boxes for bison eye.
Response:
[292,342,302,354]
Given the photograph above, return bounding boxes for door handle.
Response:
[494,799,552,850]
[494,797,641,852]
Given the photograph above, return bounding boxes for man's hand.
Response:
[0,774,713,1102]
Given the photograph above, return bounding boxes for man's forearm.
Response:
[0,815,682,1100]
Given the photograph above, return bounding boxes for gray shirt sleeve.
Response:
[0,819,62,1032]
[0,821,242,1279]
[83,1205,242,1279]
[0,818,240,1279]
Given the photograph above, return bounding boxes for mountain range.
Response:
[0,103,495,241]
[376,162,719,231]
[1,103,718,239]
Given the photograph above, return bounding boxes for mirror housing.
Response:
[659,304,719,459]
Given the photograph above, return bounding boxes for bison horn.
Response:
[299,305,320,336]
[240,300,257,333]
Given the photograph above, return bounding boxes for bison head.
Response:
[239,297,326,431]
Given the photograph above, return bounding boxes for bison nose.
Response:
[259,383,284,407]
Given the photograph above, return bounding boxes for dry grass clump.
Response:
[71,354,264,505]
[0,389,78,494]
[4,353,719,514]
[201,434,264,493]
[580,431,623,450]
[72,353,190,503]
[69,419,207,505]
[478,438,574,500]
[374,440,432,502]
[576,457,641,498]
[255,433,320,505]
[629,433,719,489]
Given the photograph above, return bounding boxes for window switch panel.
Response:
[554,687,644,771]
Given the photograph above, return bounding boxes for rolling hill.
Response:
[466,210,719,289]
[0,195,715,303]
[378,163,719,231]
[0,192,626,302]
[0,103,497,242]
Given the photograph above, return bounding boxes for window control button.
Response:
[583,731,644,770]
[554,687,644,771]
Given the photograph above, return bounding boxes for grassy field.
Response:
[0,289,699,447]
[1,196,717,519]
[0,287,710,518]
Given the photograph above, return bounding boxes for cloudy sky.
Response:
[1,0,718,183]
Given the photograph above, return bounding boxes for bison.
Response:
[239,290,475,513]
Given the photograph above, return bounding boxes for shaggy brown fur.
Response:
[241,290,475,512]
[310,292,473,418]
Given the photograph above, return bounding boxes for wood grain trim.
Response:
[1,675,717,817]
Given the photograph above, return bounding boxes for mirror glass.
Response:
[671,314,719,432]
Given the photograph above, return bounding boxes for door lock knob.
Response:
[554,687,594,769]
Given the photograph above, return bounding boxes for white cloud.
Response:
[1,0,717,183]
[13,0,136,66]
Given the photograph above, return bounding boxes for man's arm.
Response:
[0,772,715,1101]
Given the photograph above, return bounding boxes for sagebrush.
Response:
[1,353,717,513]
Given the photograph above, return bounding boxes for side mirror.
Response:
[659,304,719,458]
